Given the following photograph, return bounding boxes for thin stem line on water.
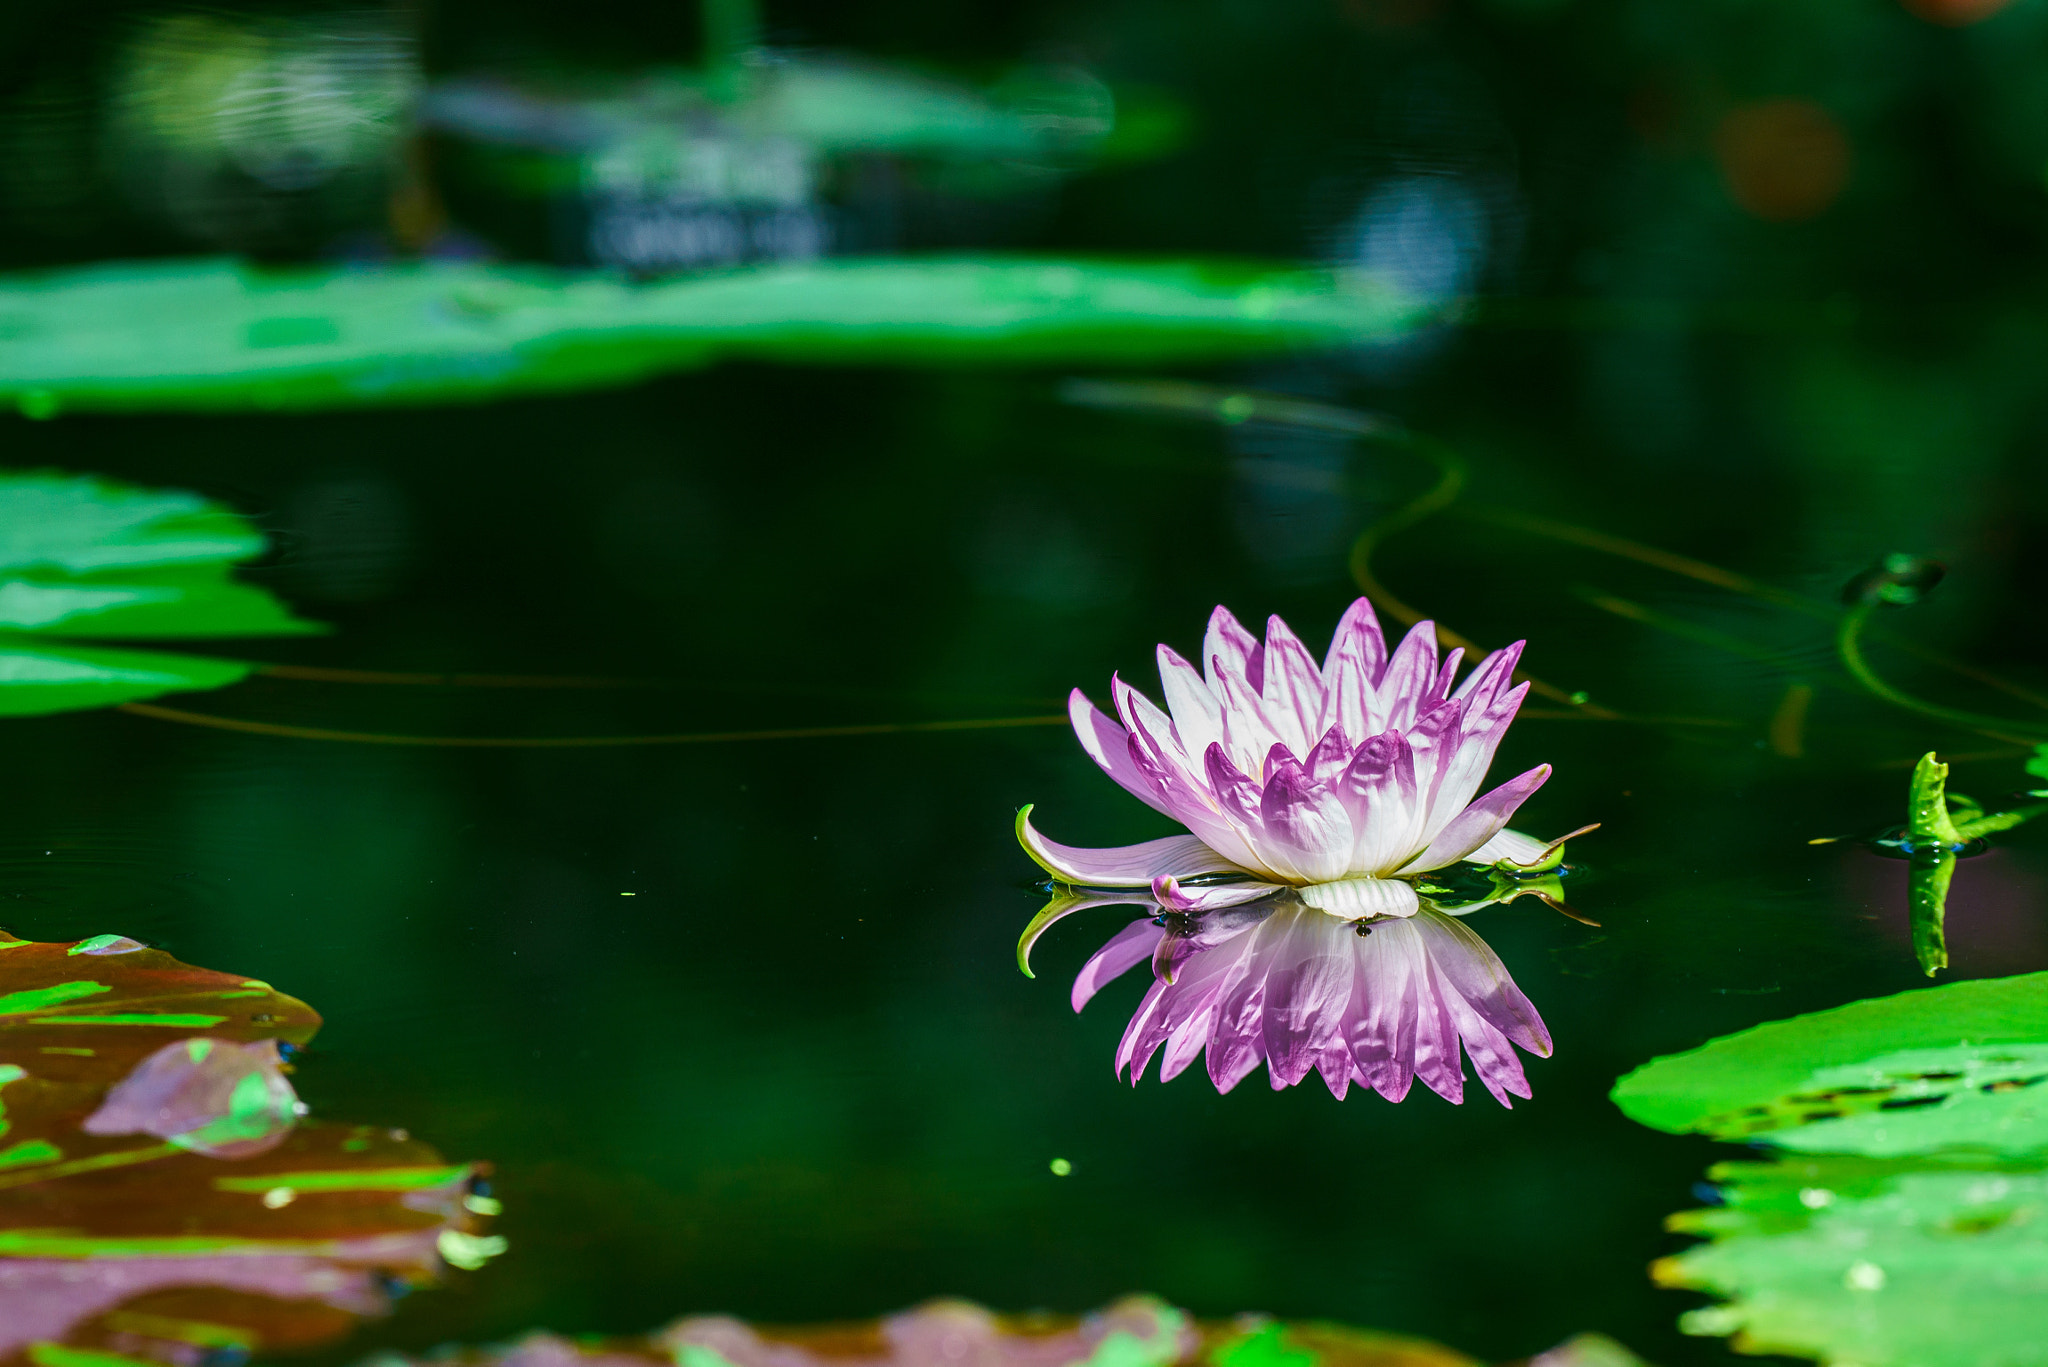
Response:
[1474,505,2048,714]
[118,703,1070,748]
[1058,375,1616,718]
[1835,603,2048,744]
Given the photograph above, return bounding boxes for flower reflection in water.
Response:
[1018,598,1593,1104]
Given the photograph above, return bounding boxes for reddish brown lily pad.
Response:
[0,931,498,1366]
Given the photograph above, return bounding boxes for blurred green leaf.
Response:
[2028,744,2048,784]
[1656,1151,2048,1367]
[0,639,253,717]
[1610,973,2048,1155]
[0,471,319,716]
[0,257,1427,415]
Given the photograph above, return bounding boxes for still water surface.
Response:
[3,363,2042,1363]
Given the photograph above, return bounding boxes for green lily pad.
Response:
[1610,973,2048,1155]
[0,471,319,716]
[0,256,1426,415]
[1655,1151,2048,1367]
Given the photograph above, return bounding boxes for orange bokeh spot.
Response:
[1714,99,1850,223]
[1899,0,2011,25]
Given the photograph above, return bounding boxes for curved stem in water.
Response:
[118,703,1069,748]
[1836,604,2048,743]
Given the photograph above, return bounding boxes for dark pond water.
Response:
[4,1,2048,1364]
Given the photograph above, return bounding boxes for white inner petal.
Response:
[1297,876,1419,920]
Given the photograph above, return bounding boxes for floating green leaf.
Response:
[1610,972,2048,1155]
[1654,1151,2048,1367]
[0,471,319,716]
[0,256,1426,415]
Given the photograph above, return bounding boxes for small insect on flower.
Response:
[1016,598,1595,1105]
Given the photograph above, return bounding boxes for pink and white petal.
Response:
[1113,675,1196,777]
[1158,1008,1217,1082]
[1463,826,1551,867]
[1440,992,1532,1107]
[1156,645,1226,762]
[1401,699,1466,853]
[1213,665,1291,774]
[1071,918,1167,1011]
[1339,730,1421,874]
[1069,689,1175,817]
[1347,917,1422,1102]
[1451,641,1526,713]
[1256,758,1354,883]
[1018,807,1241,886]
[1260,915,1355,1089]
[1422,682,1530,834]
[1304,725,1353,785]
[1401,763,1551,873]
[1258,615,1326,755]
[1430,647,1465,702]
[1411,909,1552,1056]
[1408,954,1467,1105]
[1373,621,1442,732]
[1204,606,1264,694]
[1318,600,1387,740]
[1151,875,1285,912]
[1322,597,1389,679]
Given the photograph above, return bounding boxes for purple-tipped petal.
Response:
[1017,807,1241,886]
[1072,919,1166,1011]
[1259,615,1326,755]
[1409,960,1466,1105]
[1211,664,1289,774]
[1303,725,1352,784]
[1322,597,1389,678]
[1374,621,1441,731]
[1257,755,1353,883]
[1430,646,1466,701]
[1156,645,1225,762]
[1204,606,1264,694]
[1069,690,1175,817]
[1150,875,1283,912]
[1422,682,1530,835]
[1260,914,1355,1089]
[1158,1009,1215,1082]
[1402,763,1551,873]
[1411,908,1552,1056]
[1203,743,1264,828]
[1340,731,1420,874]
[1452,641,1526,713]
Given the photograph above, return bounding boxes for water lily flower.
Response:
[1016,597,1591,1104]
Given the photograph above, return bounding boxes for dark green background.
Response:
[4,0,2048,1363]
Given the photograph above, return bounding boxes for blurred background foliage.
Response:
[0,0,2045,1365]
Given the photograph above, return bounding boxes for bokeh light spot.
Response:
[1714,99,1850,222]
